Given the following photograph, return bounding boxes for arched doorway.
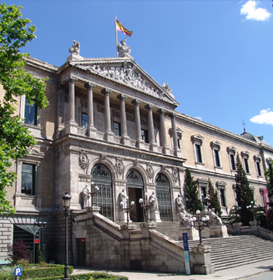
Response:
[126,169,144,222]
[91,164,113,220]
[156,173,173,221]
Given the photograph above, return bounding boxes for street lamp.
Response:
[192,210,210,246]
[62,193,71,280]
[123,197,135,225]
[139,193,152,223]
[90,182,100,207]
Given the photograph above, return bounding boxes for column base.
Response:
[150,142,158,152]
[121,134,131,145]
[105,130,115,142]
[88,126,97,138]
[65,121,78,134]
[163,145,171,155]
[136,139,145,149]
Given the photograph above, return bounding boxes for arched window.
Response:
[156,173,172,221]
[91,164,113,220]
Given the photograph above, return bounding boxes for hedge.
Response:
[31,273,128,280]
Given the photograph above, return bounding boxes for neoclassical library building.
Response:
[0,40,272,267]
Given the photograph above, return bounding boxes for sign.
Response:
[34,239,39,244]
[182,233,191,275]
[14,267,22,277]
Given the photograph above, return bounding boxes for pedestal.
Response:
[192,245,215,275]
[250,220,258,235]
[119,210,126,223]
[233,222,242,235]
[209,225,228,238]
[65,121,78,135]
[150,210,161,222]
[179,225,199,241]
[88,126,97,138]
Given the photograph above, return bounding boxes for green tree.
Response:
[207,178,222,217]
[265,158,273,229]
[234,153,254,225]
[184,168,203,213]
[0,3,48,214]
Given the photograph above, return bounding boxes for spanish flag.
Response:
[116,19,133,37]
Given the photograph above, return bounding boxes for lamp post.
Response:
[90,182,99,207]
[192,210,210,246]
[62,193,71,280]
[139,193,152,223]
[123,198,135,225]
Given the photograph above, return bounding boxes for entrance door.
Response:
[126,169,144,222]
[77,238,86,266]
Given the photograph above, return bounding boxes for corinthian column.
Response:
[132,99,144,148]
[145,104,158,152]
[118,94,130,145]
[85,82,97,138]
[158,108,170,155]
[170,112,178,156]
[102,88,115,142]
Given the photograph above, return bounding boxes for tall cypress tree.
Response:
[208,178,222,217]
[184,168,203,213]
[265,158,273,203]
[234,153,254,225]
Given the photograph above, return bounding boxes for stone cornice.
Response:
[25,56,58,74]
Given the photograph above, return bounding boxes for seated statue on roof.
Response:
[69,40,80,55]
[117,38,131,58]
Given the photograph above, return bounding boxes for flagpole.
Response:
[115,15,118,57]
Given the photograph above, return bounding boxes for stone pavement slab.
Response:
[72,259,273,280]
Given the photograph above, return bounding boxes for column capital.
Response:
[101,88,112,95]
[85,82,96,90]
[169,112,177,118]
[157,108,166,115]
[117,94,127,101]
[68,76,78,83]
[132,99,141,106]
[145,104,154,110]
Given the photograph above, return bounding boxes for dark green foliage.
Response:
[184,168,203,213]
[234,153,254,225]
[265,158,273,201]
[207,178,222,217]
[0,3,48,214]
[37,246,44,263]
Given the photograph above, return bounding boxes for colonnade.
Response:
[66,78,179,156]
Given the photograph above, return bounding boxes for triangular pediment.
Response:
[70,58,179,107]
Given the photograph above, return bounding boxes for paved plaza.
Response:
[72,259,273,280]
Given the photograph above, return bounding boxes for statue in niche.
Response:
[117,38,131,58]
[69,40,80,55]
[179,204,194,227]
[149,191,158,212]
[175,194,183,213]
[82,185,91,208]
[208,208,223,225]
[118,189,127,210]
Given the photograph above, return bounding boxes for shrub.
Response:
[6,239,31,265]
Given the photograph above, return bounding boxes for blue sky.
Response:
[4,0,273,146]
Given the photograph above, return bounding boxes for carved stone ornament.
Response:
[79,151,89,170]
[69,40,80,55]
[133,159,138,167]
[172,167,179,182]
[86,62,171,103]
[117,38,131,58]
[100,154,107,162]
[116,157,125,175]
[146,162,154,179]
[160,165,166,172]
[27,148,44,157]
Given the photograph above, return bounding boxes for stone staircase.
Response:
[154,222,180,240]
[187,235,273,271]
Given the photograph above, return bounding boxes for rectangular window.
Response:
[230,154,236,170]
[195,144,202,163]
[113,122,121,136]
[214,150,221,167]
[141,129,149,143]
[24,100,37,125]
[244,158,250,174]
[21,163,35,195]
[201,186,206,202]
[81,113,87,128]
[220,189,226,207]
[256,161,261,176]
[177,138,181,149]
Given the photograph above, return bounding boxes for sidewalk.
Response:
[72,259,273,280]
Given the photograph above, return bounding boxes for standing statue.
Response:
[117,38,131,58]
[82,185,91,208]
[149,191,158,212]
[208,208,223,225]
[118,189,127,210]
[175,194,183,213]
[69,40,80,55]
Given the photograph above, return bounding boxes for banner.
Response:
[262,189,271,228]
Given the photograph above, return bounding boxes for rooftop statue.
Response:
[117,38,131,58]
[69,40,80,55]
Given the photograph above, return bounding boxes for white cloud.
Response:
[194,116,202,120]
[250,108,273,125]
[240,0,271,21]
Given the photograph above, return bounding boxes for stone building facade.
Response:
[0,41,272,266]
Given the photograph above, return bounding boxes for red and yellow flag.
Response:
[116,19,133,37]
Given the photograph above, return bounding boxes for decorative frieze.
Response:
[146,162,154,179]
[79,150,89,172]
[116,157,125,175]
